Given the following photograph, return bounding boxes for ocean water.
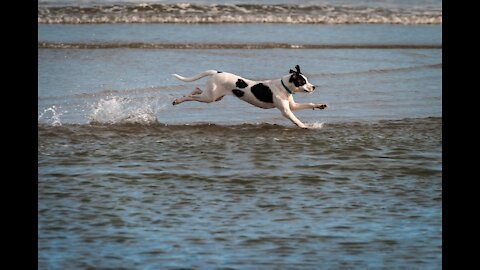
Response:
[38,0,442,269]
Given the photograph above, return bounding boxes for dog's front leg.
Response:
[290,100,327,111]
[278,100,308,128]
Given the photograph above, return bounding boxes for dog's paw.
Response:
[314,104,327,110]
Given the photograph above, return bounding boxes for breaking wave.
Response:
[38,3,442,24]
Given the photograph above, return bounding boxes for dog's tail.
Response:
[172,70,218,82]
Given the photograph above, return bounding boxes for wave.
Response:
[38,117,442,133]
[38,42,442,50]
[38,3,442,24]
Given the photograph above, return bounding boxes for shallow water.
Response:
[38,44,441,126]
[39,118,442,269]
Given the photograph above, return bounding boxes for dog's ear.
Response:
[295,65,301,74]
[289,69,295,74]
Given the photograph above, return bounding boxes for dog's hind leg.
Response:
[173,87,206,105]
[173,82,223,105]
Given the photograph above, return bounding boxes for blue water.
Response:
[38,1,442,269]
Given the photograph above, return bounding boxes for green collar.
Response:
[281,79,294,95]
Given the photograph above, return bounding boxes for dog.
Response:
[172,65,327,128]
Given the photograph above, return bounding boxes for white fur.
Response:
[172,70,327,128]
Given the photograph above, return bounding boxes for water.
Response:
[38,0,442,269]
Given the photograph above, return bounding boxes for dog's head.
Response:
[289,65,316,93]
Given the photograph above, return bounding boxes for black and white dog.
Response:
[172,65,327,128]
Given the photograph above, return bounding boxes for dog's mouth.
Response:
[304,88,315,93]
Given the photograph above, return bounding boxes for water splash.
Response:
[306,122,325,129]
[88,96,162,125]
[38,106,62,126]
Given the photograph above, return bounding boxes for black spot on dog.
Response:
[235,79,248,89]
[232,89,244,97]
[251,83,273,103]
[217,71,223,73]
[289,73,306,87]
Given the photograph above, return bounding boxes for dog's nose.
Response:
[312,85,316,90]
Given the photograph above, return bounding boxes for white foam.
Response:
[38,14,442,24]
[37,4,442,24]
